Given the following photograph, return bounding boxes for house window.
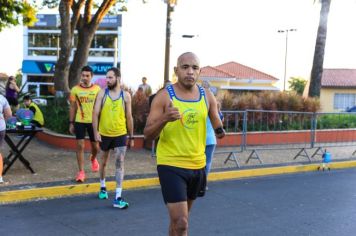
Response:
[334,93,356,110]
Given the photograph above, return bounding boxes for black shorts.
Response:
[74,122,95,141]
[157,165,207,204]
[99,134,127,151]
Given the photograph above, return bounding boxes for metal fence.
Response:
[150,110,356,168]
[215,111,245,167]
[220,110,356,167]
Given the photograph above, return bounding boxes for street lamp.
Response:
[278,28,297,91]
[163,0,177,85]
[182,35,195,38]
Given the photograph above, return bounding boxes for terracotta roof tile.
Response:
[215,61,278,81]
[322,69,356,87]
[200,66,234,78]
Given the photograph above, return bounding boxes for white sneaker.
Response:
[0,177,4,184]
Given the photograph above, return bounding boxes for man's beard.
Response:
[107,80,118,90]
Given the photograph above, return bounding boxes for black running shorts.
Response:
[74,122,95,142]
[157,165,207,204]
[99,134,127,151]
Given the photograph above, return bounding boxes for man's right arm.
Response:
[92,89,105,142]
[69,90,77,134]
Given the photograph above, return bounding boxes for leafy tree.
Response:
[40,0,134,95]
[289,77,307,95]
[0,0,37,31]
[308,0,332,97]
[50,0,125,94]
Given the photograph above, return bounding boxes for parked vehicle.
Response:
[346,106,356,112]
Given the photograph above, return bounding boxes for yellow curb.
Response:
[0,178,159,204]
[1,160,356,204]
[208,160,356,182]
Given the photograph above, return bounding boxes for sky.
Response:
[1,0,356,92]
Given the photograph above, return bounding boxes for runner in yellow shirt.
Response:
[69,65,101,182]
[92,67,134,209]
[144,52,225,235]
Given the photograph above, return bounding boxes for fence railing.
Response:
[150,110,356,168]
[219,110,356,167]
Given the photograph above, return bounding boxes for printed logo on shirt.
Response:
[180,108,199,130]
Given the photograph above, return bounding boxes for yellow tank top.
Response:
[29,102,44,126]
[157,85,208,169]
[99,89,127,137]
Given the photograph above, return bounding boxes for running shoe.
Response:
[0,177,8,185]
[113,197,129,209]
[91,158,99,172]
[75,171,85,182]
[98,188,108,199]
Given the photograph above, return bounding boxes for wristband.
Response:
[69,121,74,124]
[129,136,135,140]
[214,127,224,135]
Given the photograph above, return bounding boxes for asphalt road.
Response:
[1,168,356,236]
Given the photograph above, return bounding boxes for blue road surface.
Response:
[1,168,356,236]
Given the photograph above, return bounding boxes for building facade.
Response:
[22,14,122,96]
[319,69,356,112]
[199,62,279,95]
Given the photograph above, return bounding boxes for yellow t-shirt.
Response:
[70,84,100,123]
[98,89,127,137]
[156,85,208,169]
[29,102,44,126]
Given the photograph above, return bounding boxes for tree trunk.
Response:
[308,0,331,97]
[68,27,95,88]
[54,1,73,95]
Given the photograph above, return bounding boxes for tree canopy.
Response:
[0,0,37,31]
[288,77,307,95]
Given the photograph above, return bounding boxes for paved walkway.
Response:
[2,168,356,236]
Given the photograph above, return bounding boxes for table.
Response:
[2,128,43,175]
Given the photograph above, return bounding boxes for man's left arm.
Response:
[124,91,135,148]
[206,89,225,139]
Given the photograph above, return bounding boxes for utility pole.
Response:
[278,28,297,91]
[163,0,177,85]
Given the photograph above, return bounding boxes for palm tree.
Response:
[308,0,332,97]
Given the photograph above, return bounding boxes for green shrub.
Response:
[259,92,277,110]
[317,114,356,129]
[219,91,320,112]
[42,97,70,134]
[303,97,320,112]
[217,91,235,110]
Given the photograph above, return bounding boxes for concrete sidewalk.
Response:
[1,135,356,204]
